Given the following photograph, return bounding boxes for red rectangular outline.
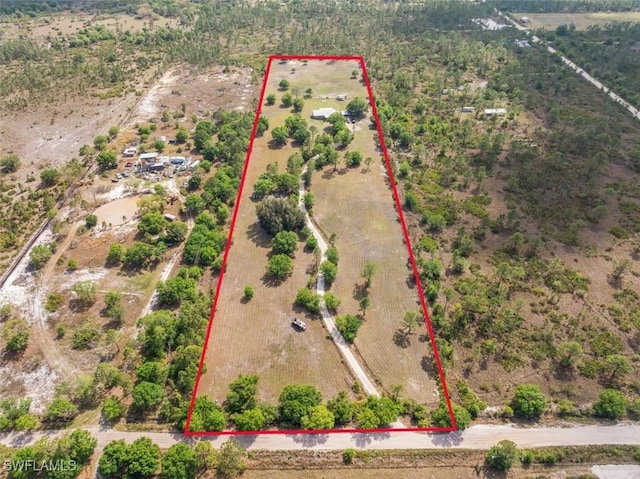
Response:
[184,54,456,436]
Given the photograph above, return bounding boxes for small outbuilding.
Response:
[484,108,507,116]
[311,107,337,120]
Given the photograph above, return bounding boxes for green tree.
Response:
[281,92,293,107]
[138,212,168,236]
[271,126,289,146]
[402,311,421,335]
[175,128,189,143]
[593,388,627,419]
[69,429,97,464]
[85,214,98,228]
[279,79,290,90]
[257,115,269,135]
[301,404,335,430]
[166,221,188,244]
[102,396,126,423]
[40,168,61,186]
[29,244,53,269]
[278,384,322,427]
[361,261,377,288]
[96,150,117,169]
[324,292,340,313]
[123,242,158,268]
[266,254,294,279]
[271,230,298,256]
[266,93,276,105]
[108,126,119,138]
[94,135,108,151]
[327,391,353,425]
[295,288,321,314]
[157,276,197,306]
[98,439,129,478]
[137,361,168,385]
[602,354,633,383]
[225,375,259,414]
[303,192,314,211]
[132,381,164,410]
[320,261,337,284]
[103,291,124,323]
[346,97,368,118]
[486,440,518,471]
[256,197,305,235]
[128,437,160,478]
[511,384,547,420]
[293,98,304,112]
[0,155,20,173]
[161,442,197,479]
[189,396,226,432]
[326,246,339,265]
[184,194,205,215]
[335,314,362,343]
[216,438,246,479]
[557,341,583,368]
[233,408,266,431]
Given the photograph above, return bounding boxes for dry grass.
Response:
[196,61,366,405]
[520,12,640,30]
[198,59,440,410]
[298,63,439,404]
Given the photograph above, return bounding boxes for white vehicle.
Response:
[291,318,307,331]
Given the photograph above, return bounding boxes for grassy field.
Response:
[196,60,360,405]
[197,58,439,412]
[520,12,640,30]
[302,64,440,405]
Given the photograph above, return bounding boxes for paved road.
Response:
[297,167,380,398]
[497,9,640,121]
[2,423,640,451]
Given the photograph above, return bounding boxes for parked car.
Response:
[292,318,307,331]
[125,162,133,167]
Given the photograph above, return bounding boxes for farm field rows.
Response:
[191,57,445,432]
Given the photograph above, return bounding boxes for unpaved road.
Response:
[2,423,640,451]
[498,9,640,121]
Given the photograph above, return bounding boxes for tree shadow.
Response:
[393,329,411,348]
[290,433,329,447]
[68,298,93,313]
[352,283,368,301]
[418,333,428,343]
[405,274,416,289]
[246,222,271,249]
[267,140,287,150]
[351,430,391,447]
[261,273,286,288]
[321,169,337,180]
[430,430,465,448]
[421,355,436,374]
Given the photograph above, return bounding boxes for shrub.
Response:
[593,389,627,419]
[243,285,254,301]
[486,440,518,471]
[2,318,30,353]
[511,384,547,420]
[343,448,355,464]
[71,323,100,350]
[29,244,52,269]
[45,292,64,312]
[85,214,98,228]
[305,236,318,251]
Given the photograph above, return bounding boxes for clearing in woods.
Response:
[188,56,452,434]
[517,12,640,30]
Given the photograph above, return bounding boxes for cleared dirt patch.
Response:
[519,12,640,30]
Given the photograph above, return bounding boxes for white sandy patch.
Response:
[60,268,108,290]
[0,362,58,414]
[591,465,640,479]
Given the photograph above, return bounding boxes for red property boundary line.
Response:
[184,54,456,436]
